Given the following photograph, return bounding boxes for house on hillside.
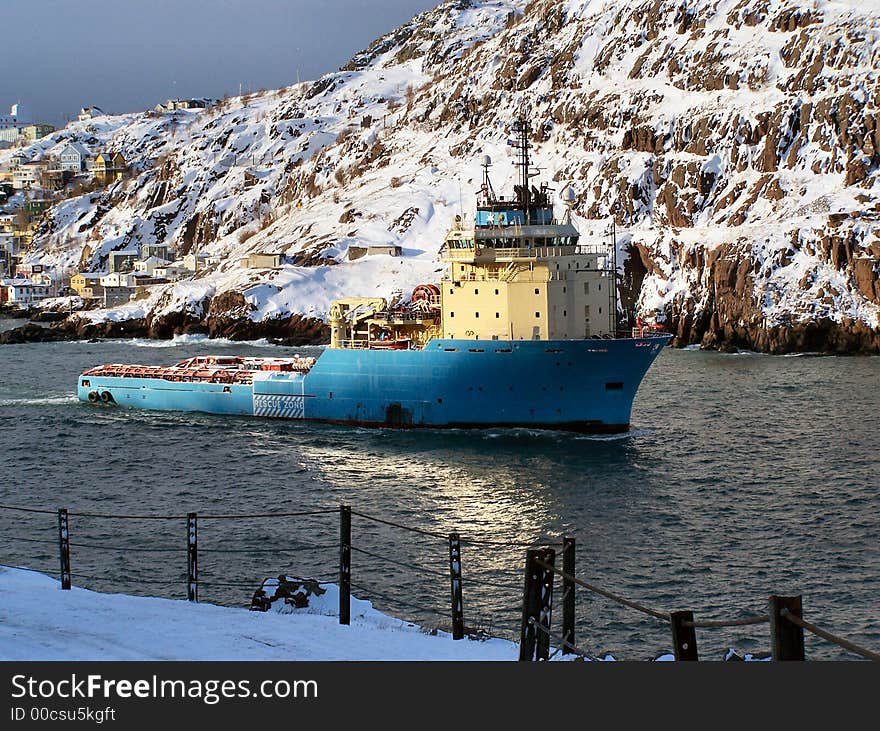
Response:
[348,244,402,261]
[78,106,104,122]
[1,278,50,305]
[134,256,171,276]
[142,243,170,261]
[108,249,139,273]
[12,159,50,190]
[93,152,126,184]
[152,263,192,281]
[60,142,90,173]
[243,253,284,269]
[155,98,215,112]
[70,271,105,296]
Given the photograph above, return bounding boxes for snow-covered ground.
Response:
[0,566,520,661]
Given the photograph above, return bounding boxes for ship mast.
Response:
[510,115,531,221]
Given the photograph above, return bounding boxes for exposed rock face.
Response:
[7,0,880,352]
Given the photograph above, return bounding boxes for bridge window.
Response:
[475,312,480,318]
[450,312,455,317]
[475,288,479,294]
[495,312,500,318]
[534,288,539,294]
[535,311,540,318]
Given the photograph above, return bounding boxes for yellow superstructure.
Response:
[440,223,616,341]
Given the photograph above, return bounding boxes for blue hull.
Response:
[76,337,669,432]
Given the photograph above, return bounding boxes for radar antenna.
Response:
[480,155,497,205]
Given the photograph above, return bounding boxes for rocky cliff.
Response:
[4,0,879,352]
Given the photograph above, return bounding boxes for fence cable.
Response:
[528,617,593,659]
[461,537,564,548]
[781,609,880,662]
[199,543,339,554]
[535,559,670,622]
[69,542,183,554]
[200,508,339,519]
[72,573,184,585]
[350,510,448,540]
[1,536,58,546]
[0,503,57,515]
[683,615,769,629]
[0,563,56,575]
[350,581,447,618]
[350,545,448,578]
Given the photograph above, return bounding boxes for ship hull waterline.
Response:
[76,337,670,434]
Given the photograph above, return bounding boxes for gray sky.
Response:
[1,0,438,127]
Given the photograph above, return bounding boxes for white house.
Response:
[12,160,48,190]
[181,252,210,271]
[100,272,137,288]
[78,106,104,122]
[153,264,192,281]
[134,256,171,276]
[59,142,90,173]
[2,278,50,305]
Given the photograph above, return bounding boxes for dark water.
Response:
[1,334,878,660]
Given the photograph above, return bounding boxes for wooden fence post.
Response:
[536,547,556,661]
[448,532,464,640]
[519,547,556,661]
[562,537,575,655]
[520,549,541,661]
[186,512,198,602]
[339,505,351,626]
[769,595,805,661]
[57,508,71,590]
[670,610,699,660]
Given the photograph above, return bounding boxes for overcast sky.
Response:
[1,0,438,126]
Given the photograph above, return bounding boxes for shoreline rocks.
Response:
[0,312,330,347]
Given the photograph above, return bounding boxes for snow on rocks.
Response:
[3,0,879,351]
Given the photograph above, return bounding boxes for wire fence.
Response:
[518,549,879,662]
[3,500,877,661]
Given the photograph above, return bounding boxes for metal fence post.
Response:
[562,536,576,655]
[186,512,198,602]
[57,508,71,590]
[769,595,805,661]
[339,505,351,625]
[449,532,464,640]
[670,610,699,660]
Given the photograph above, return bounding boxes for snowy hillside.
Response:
[5,0,880,351]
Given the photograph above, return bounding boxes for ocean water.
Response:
[0,333,878,660]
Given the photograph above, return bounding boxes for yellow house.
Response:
[70,272,104,295]
[93,152,127,183]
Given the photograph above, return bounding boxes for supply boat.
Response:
[78,117,670,432]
